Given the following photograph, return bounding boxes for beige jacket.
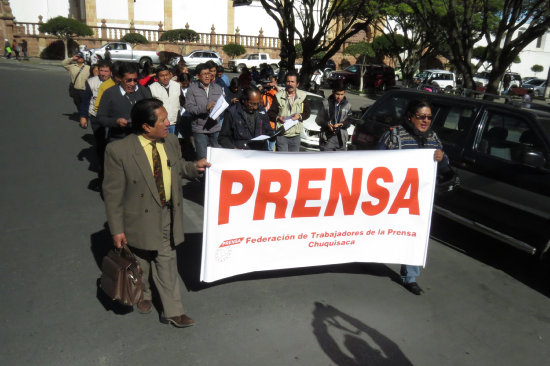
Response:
[62,58,90,90]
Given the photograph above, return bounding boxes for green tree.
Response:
[258,0,383,85]
[159,29,200,56]
[371,3,437,86]
[532,64,544,76]
[409,0,550,95]
[38,16,93,59]
[120,33,149,48]
[343,42,375,92]
[222,43,246,59]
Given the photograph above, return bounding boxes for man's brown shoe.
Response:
[160,314,195,328]
[136,300,153,314]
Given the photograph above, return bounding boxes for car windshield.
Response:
[306,95,324,116]
[525,79,545,87]
[474,72,490,78]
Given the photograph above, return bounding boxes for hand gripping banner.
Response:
[201,148,437,282]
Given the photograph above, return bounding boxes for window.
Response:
[364,96,411,126]
[261,54,267,60]
[250,54,259,60]
[477,112,547,163]
[433,105,476,146]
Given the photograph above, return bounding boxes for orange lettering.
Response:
[291,168,326,218]
[218,170,255,225]
[324,168,362,216]
[389,168,420,215]
[361,167,392,216]
[253,169,292,221]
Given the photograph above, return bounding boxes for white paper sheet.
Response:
[209,95,229,120]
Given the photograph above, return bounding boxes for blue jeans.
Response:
[193,131,219,160]
[400,265,420,284]
[168,125,176,134]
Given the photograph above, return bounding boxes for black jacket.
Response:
[219,103,274,150]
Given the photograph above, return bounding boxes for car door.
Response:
[110,43,129,61]
[442,106,550,250]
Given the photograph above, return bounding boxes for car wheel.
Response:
[139,57,152,68]
[445,86,453,93]
[236,64,246,73]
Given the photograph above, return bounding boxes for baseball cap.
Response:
[75,51,85,58]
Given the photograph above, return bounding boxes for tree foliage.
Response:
[343,42,375,91]
[222,43,246,59]
[532,64,544,75]
[159,29,200,55]
[409,0,550,95]
[369,2,437,86]
[258,0,383,85]
[38,16,93,59]
[120,33,149,48]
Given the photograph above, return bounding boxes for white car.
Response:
[170,50,222,68]
[300,92,355,151]
[419,69,456,91]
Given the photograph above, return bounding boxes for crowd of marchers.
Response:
[63,51,444,328]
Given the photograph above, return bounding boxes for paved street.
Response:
[0,59,549,366]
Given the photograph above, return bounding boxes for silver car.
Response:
[171,50,222,68]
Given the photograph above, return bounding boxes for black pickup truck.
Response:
[351,90,550,267]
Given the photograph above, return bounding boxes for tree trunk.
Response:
[63,38,69,59]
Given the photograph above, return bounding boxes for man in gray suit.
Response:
[103,98,210,327]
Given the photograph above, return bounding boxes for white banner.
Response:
[201,148,437,282]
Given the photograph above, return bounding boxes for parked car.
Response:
[473,71,522,91]
[414,69,456,91]
[170,50,223,68]
[327,64,396,91]
[523,78,548,97]
[228,53,280,73]
[351,89,550,268]
[300,92,355,151]
[85,42,160,67]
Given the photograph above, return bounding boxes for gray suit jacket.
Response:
[103,134,199,250]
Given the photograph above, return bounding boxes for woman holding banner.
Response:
[378,99,449,295]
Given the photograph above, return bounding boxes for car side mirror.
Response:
[522,150,546,169]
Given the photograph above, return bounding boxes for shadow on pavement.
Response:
[182,179,205,206]
[177,232,402,292]
[431,214,550,298]
[62,112,81,122]
[312,302,413,366]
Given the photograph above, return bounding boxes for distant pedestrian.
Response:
[21,39,28,60]
[3,38,11,58]
[62,51,91,113]
[12,40,20,61]
[522,89,534,109]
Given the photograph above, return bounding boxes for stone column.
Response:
[227,0,234,35]
[163,0,172,31]
[127,0,134,27]
[0,0,16,43]
[84,0,98,26]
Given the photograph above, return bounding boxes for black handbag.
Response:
[100,245,144,306]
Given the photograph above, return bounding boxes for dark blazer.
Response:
[97,84,152,137]
[103,134,199,250]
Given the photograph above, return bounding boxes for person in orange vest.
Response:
[260,76,278,151]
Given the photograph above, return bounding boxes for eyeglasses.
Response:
[124,78,138,83]
[414,114,433,121]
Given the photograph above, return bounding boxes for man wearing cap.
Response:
[62,52,90,120]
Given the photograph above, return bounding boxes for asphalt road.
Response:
[0,59,549,366]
